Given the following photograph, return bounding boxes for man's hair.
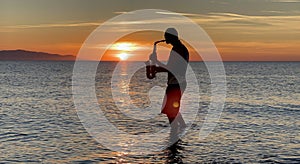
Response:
[165,28,178,39]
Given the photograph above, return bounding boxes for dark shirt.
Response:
[166,41,189,85]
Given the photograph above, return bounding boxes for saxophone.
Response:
[145,40,165,79]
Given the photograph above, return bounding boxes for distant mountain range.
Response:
[0,50,76,61]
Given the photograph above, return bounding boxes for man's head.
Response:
[164,28,179,44]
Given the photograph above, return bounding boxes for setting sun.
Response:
[111,42,137,61]
[118,53,129,61]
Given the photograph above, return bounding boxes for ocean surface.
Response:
[0,61,299,163]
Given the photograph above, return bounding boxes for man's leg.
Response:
[168,116,178,131]
[176,113,186,128]
[168,115,180,143]
[169,113,186,134]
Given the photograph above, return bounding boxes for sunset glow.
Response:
[118,53,129,61]
[111,42,136,51]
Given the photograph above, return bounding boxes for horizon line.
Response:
[1,49,299,62]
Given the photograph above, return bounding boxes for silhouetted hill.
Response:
[0,50,76,61]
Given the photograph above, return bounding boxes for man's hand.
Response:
[154,59,169,73]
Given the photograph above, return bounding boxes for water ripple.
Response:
[0,61,299,163]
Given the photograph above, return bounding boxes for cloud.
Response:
[120,12,267,28]
[155,11,202,17]
[114,11,128,14]
[191,12,300,30]
[270,0,300,2]
[95,11,279,32]
[261,10,286,14]
[2,22,101,29]
[220,20,271,26]
[2,11,300,34]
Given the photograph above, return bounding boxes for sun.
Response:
[118,53,129,61]
[110,42,137,61]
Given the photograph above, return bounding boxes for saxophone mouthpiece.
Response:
[154,40,166,45]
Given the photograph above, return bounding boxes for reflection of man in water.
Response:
[154,28,189,133]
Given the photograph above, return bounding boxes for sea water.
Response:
[0,61,299,163]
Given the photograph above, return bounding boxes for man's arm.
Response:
[154,60,169,73]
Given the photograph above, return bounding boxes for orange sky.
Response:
[99,31,203,61]
[1,0,300,61]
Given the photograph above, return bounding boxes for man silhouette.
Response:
[153,28,189,134]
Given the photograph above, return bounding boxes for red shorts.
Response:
[161,84,185,119]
